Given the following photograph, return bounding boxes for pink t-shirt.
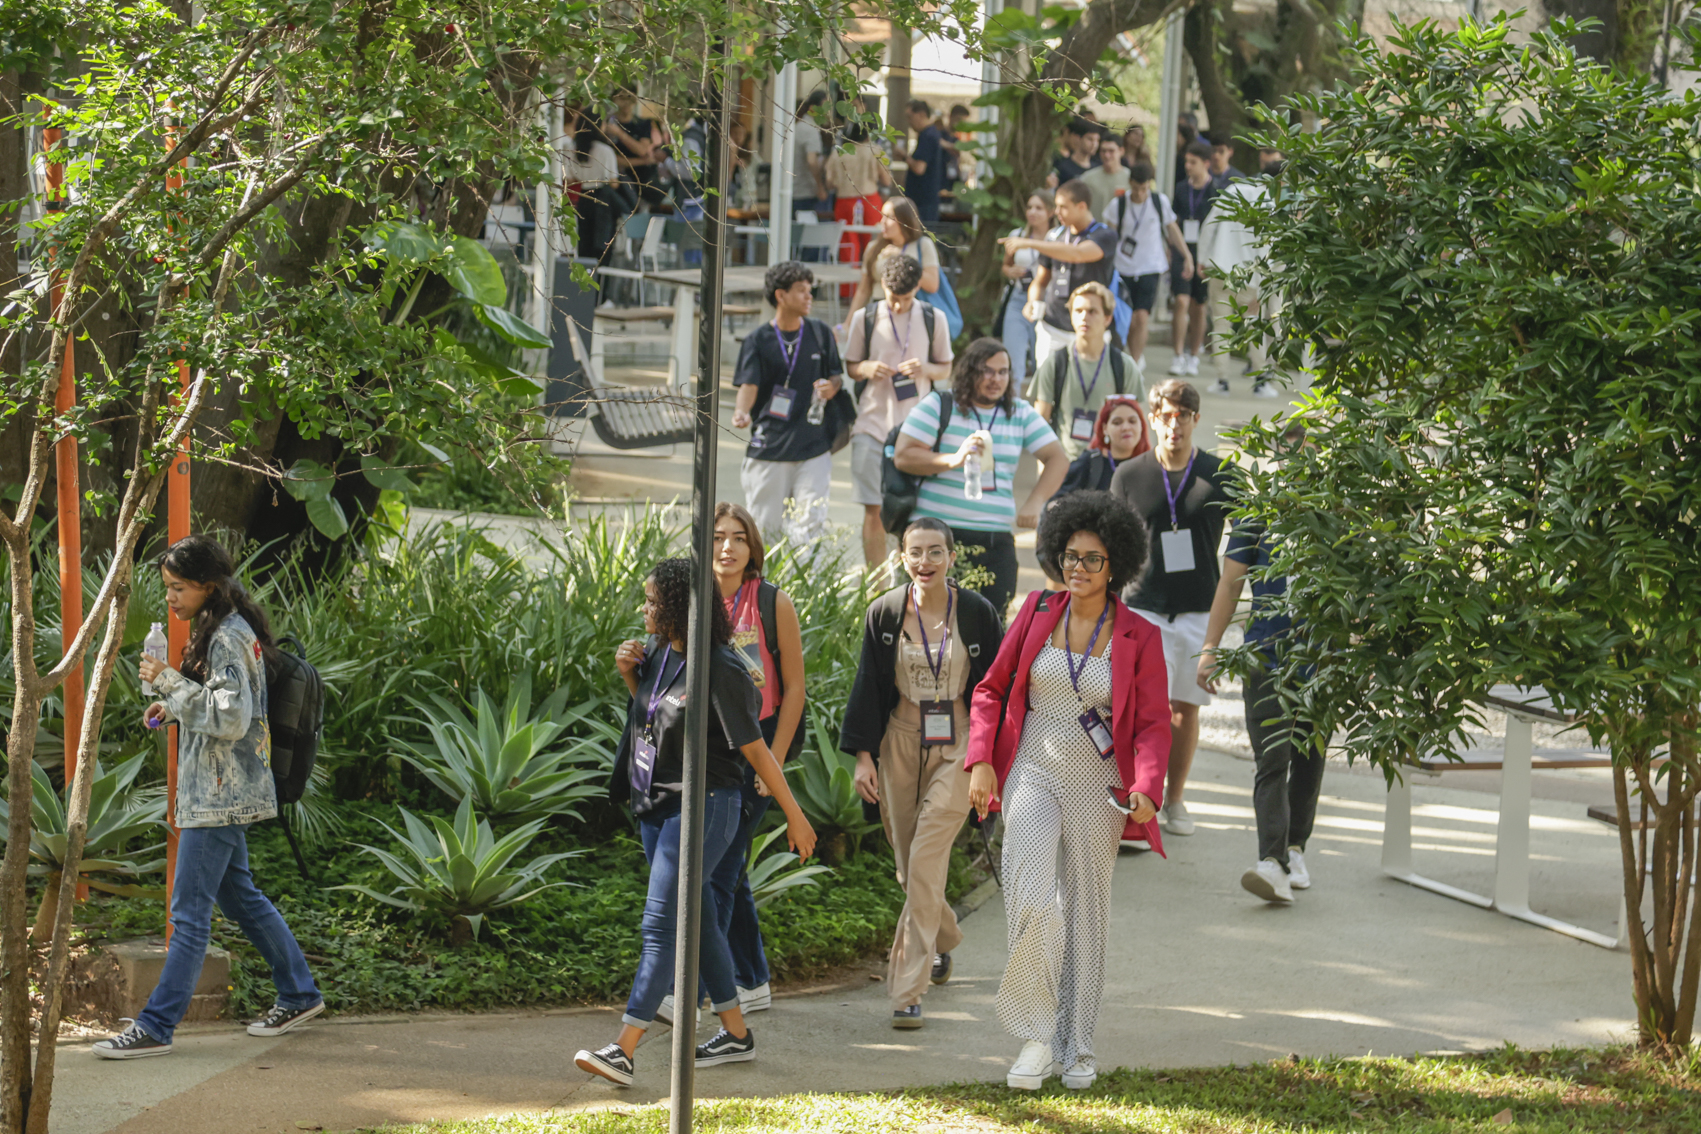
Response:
[724,579,779,720]
[843,299,955,441]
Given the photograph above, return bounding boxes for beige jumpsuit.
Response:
[878,608,972,1010]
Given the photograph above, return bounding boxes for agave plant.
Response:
[0,753,167,934]
[396,671,619,822]
[784,703,881,862]
[745,825,832,909]
[332,797,579,943]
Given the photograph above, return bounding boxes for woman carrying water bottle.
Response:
[892,337,1070,617]
[95,535,323,1059]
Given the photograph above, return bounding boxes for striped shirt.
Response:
[901,392,1058,532]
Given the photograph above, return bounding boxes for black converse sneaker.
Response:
[694,1027,755,1066]
[93,1020,172,1059]
[247,1000,326,1036]
[931,952,954,984]
[574,1042,635,1086]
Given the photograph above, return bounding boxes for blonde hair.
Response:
[1069,281,1116,320]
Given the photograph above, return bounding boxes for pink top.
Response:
[725,579,780,720]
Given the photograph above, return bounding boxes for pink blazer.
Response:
[965,589,1172,854]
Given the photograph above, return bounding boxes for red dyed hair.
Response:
[1088,395,1152,458]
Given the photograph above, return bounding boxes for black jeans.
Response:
[1244,661,1325,870]
[950,528,1019,621]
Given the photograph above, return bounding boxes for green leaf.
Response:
[494,371,543,396]
[445,236,506,305]
[305,497,349,539]
[281,459,335,502]
[476,304,552,349]
[364,220,446,266]
[360,453,414,493]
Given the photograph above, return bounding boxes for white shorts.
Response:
[1131,608,1212,706]
[850,432,884,506]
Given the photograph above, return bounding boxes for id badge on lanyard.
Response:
[1071,408,1096,443]
[1182,218,1202,243]
[1160,528,1196,573]
[767,386,797,420]
[1079,707,1115,758]
[730,627,766,688]
[631,729,659,792]
[919,699,956,746]
[891,373,919,402]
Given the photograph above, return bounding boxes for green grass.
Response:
[351,1046,1701,1132]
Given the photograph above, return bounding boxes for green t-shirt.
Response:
[1024,344,1144,458]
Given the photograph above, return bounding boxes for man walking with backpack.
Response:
[1104,161,1192,369]
[843,255,955,569]
[1002,180,1118,372]
[1026,282,1142,459]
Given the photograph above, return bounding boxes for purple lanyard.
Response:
[968,405,997,491]
[1161,448,1197,531]
[644,644,685,734]
[725,581,751,627]
[886,301,911,360]
[911,585,953,689]
[1063,599,1112,696]
[1072,345,1107,404]
[773,320,808,385]
[1186,185,1206,224]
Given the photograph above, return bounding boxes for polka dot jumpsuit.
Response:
[996,642,1125,1072]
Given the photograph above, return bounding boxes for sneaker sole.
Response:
[891,1016,925,1030]
[1062,1071,1097,1090]
[574,1051,633,1086]
[930,961,952,985]
[93,1044,172,1060]
[1241,870,1293,904]
[1165,823,1195,836]
[738,997,771,1013]
[247,1001,325,1037]
[696,1048,756,1067]
[1007,1071,1048,1090]
[1119,840,1151,852]
[1290,878,1312,890]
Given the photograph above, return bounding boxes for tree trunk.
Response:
[1185,2,1251,165]
[1,539,43,1133]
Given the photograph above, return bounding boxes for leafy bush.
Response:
[0,754,165,899]
[746,825,832,909]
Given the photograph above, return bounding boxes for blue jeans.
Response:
[137,824,320,1043]
[710,720,775,990]
[1001,293,1037,392]
[625,788,743,1028]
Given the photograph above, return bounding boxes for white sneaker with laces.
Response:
[1162,800,1195,836]
[1007,1040,1055,1090]
[1062,1057,1098,1089]
[738,982,771,1012]
[1287,847,1311,889]
[1241,858,1295,903]
[1183,352,1200,376]
[1167,352,1189,376]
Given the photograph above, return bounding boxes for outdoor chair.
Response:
[562,316,696,450]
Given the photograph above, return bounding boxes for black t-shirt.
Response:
[1110,448,1239,615]
[733,317,844,463]
[1171,179,1218,249]
[623,643,763,817]
[1053,154,1096,185]
[908,125,946,210]
[612,114,657,176]
[1039,222,1118,331]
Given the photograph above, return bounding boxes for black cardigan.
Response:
[838,581,1005,760]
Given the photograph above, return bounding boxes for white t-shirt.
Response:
[1104,191,1176,278]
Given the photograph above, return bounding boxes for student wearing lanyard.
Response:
[577,560,817,1087]
[965,493,1169,1092]
[731,261,846,547]
[839,519,1004,1029]
[1104,161,1192,369]
[894,338,1070,618]
[1001,179,1118,372]
[1107,380,1238,844]
[652,504,807,1026]
[1027,282,1142,460]
[1052,396,1152,501]
[1167,141,1218,379]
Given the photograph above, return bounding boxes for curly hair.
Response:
[764,260,816,308]
[948,336,1013,416]
[880,253,923,297]
[647,557,733,650]
[1035,490,1149,594]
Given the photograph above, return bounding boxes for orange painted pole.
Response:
[44,121,89,904]
[163,129,189,940]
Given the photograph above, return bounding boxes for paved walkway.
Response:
[54,747,1634,1134]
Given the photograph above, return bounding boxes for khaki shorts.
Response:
[1131,608,1213,706]
[850,432,884,506]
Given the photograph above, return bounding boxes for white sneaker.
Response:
[1183,352,1200,376]
[655,994,700,1028]
[1061,1057,1097,1089]
[737,982,772,1013]
[1287,848,1311,890]
[1209,377,1230,394]
[1007,1040,1054,1090]
[1167,352,1189,376]
[1119,837,1151,852]
[1241,858,1295,904]
[1162,800,1195,836]
[1252,381,1280,399]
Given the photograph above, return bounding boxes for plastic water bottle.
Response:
[142,622,167,696]
[963,451,984,501]
[806,389,825,425]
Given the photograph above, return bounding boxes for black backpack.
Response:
[852,299,940,402]
[879,390,954,535]
[753,581,804,761]
[267,636,324,878]
[1039,346,1127,439]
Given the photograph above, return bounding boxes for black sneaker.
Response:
[93,1020,171,1060]
[892,1004,924,1029]
[247,1000,325,1036]
[694,1027,755,1067]
[575,1042,634,1086]
[931,952,953,985]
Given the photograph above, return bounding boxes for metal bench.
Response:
[561,317,696,451]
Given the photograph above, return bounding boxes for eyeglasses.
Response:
[980,366,1012,380]
[1061,551,1107,572]
[1150,410,1194,424]
[904,547,950,564]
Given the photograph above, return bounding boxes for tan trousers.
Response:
[878,704,972,1009]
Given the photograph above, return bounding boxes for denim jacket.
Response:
[152,613,277,828]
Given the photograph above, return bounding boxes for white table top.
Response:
[645,263,863,291]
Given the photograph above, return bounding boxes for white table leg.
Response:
[1494,712,1534,914]
[671,287,696,388]
[1382,769,1414,878]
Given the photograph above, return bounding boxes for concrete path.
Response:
[54,746,1635,1134]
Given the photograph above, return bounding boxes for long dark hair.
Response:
[862,196,926,286]
[949,337,1015,417]
[158,535,274,682]
[648,557,733,651]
